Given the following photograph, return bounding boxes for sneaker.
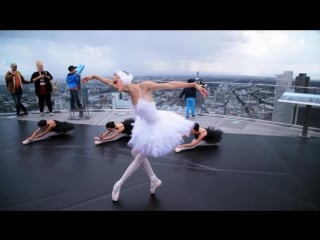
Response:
[49,112,53,116]
[150,178,162,194]
[40,112,44,116]
[23,112,28,116]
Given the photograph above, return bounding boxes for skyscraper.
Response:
[294,73,310,93]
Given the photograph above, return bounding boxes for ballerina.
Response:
[94,118,134,145]
[82,70,207,201]
[175,123,223,152]
[22,119,74,145]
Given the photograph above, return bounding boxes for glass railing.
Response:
[0,81,319,127]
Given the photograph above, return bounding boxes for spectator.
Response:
[5,63,32,116]
[31,61,54,116]
[180,79,196,118]
[66,64,85,110]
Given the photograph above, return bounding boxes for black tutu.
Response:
[203,127,223,144]
[121,118,135,135]
[52,121,74,133]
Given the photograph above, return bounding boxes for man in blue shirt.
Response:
[66,65,85,110]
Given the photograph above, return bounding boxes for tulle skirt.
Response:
[52,122,74,133]
[128,110,194,157]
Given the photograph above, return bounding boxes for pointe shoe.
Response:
[94,140,103,145]
[22,139,31,145]
[112,181,121,202]
[175,147,183,153]
[150,178,162,194]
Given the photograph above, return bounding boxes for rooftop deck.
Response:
[7,110,320,137]
[0,112,319,210]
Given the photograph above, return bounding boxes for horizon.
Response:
[2,72,320,84]
[1,30,320,79]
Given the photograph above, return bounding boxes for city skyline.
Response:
[1,30,320,79]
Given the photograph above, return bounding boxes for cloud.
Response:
[0,30,319,79]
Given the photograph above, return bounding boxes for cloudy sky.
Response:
[0,30,320,80]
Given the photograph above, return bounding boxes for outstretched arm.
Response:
[30,121,56,140]
[20,74,32,84]
[95,129,112,140]
[99,129,123,141]
[76,65,85,75]
[82,74,115,88]
[28,127,42,140]
[99,129,112,138]
[176,131,207,148]
[30,126,53,140]
[144,81,208,98]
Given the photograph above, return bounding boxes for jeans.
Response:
[185,97,195,117]
[70,89,82,109]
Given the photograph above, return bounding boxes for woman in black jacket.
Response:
[31,61,54,116]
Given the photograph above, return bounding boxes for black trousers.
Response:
[37,93,53,113]
[11,91,27,115]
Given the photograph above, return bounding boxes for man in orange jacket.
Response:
[5,63,32,116]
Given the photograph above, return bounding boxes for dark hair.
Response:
[106,121,116,129]
[38,120,47,127]
[187,79,195,83]
[193,123,200,131]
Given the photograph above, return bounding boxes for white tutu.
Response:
[128,98,194,157]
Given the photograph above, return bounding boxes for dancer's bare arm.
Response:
[177,131,207,148]
[99,130,112,138]
[82,75,114,88]
[31,126,52,139]
[32,121,56,139]
[29,128,42,140]
[100,127,124,141]
[143,81,208,98]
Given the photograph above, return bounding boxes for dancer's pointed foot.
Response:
[112,181,122,202]
[94,140,103,145]
[175,147,183,153]
[150,178,162,194]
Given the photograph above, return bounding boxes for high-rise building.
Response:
[272,71,294,123]
[294,73,310,93]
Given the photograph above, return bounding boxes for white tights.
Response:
[118,150,157,184]
[112,150,161,201]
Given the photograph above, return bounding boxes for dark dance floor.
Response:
[0,118,320,211]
